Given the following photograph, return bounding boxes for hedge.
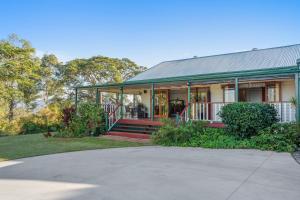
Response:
[218,102,278,138]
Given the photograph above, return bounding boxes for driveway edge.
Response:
[292,148,300,165]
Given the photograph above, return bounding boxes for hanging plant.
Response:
[290,97,297,107]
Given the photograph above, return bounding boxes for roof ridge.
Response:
[162,44,300,63]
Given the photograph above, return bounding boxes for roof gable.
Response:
[127,44,300,82]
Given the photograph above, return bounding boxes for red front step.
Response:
[208,122,225,128]
[107,131,151,139]
[117,119,163,126]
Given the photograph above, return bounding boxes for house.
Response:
[75,44,300,136]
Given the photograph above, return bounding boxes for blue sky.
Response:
[0,0,299,67]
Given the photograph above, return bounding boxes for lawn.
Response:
[0,134,146,161]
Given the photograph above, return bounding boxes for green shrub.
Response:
[153,119,298,152]
[21,120,46,134]
[0,103,63,135]
[219,103,278,138]
[153,122,254,149]
[20,115,60,134]
[189,128,255,149]
[252,123,300,152]
[152,119,208,145]
[0,119,22,135]
[57,102,106,137]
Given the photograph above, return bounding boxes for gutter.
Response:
[75,66,299,89]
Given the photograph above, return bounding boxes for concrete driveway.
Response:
[0,147,299,200]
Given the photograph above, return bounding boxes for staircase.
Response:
[107,119,162,139]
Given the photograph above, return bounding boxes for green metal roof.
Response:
[76,66,298,89]
[75,45,300,89]
[127,44,300,82]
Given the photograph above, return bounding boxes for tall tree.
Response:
[0,34,41,121]
[62,56,146,86]
[61,56,146,98]
[39,54,64,105]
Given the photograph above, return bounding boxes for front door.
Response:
[154,90,169,118]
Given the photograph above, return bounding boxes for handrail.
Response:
[106,103,122,131]
[108,103,120,117]
[180,105,189,117]
[176,105,189,124]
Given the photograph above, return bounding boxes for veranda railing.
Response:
[103,101,296,126]
[190,101,296,123]
[267,102,296,122]
[102,103,116,114]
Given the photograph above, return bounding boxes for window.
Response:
[267,83,280,102]
[223,86,235,102]
[267,86,276,102]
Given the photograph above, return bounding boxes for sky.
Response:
[0,0,300,67]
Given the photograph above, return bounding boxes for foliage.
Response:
[152,119,208,145]
[0,34,41,122]
[290,97,297,107]
[0,102,68,135]
[63,56,146,86]
[39,54,65,105]
[219,103,278,138]
[57,102,106,137]
[20,116,49,135]
[19,107,61,135]
[0,119,22,136]
[189,128,255,149]
[153,121,299,152]
[61,56,146,100]
[0,33,146,135]
[62,106,76,127]
[253,123,300,152]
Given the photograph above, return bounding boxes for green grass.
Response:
[0,134,146,161]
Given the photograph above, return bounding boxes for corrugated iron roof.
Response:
[127,44,300,82]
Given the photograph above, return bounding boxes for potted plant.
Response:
[290,97,297,108]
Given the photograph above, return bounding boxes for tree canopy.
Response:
[62,56,146,88]
[39,54,64,105]
[0,34,146,132]
[0,34,41,121]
